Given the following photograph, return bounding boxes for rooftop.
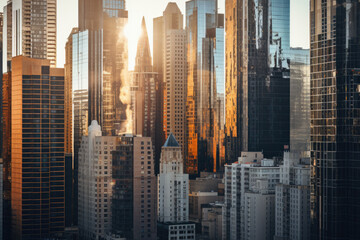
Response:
[163,133,180,147]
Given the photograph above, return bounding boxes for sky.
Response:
[0,0,309,70]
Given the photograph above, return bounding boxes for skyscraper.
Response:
[225,0,291,163]
[112,135,157,239]
[158,134,189,223]
[310,1,360,239]
[186,0,225,174]
[10,56,67,239]
[153,2,187,173]
[78,121,115,239]
[131,18,158,148]
[290,48,310,157]
[75,0,128,135]
[2,0,57,69]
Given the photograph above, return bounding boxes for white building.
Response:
[223,152,280,240]
[244,180,275,240]
[275,152,310,240]
[78,121,116,239]
[158,133,189,223]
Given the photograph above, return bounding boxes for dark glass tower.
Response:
[225,0,291,163]
[10,56,66,239]
[310,1,360,239]
[186,0,225,175]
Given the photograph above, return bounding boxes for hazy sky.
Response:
[0,0,309,70]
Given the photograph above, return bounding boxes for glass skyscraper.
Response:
[186,0,225,174]
[225,0,291,163]
[310,1,360,239]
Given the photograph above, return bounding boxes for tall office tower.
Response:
[2,71,11,239]
[186,0,225,175]
[2,0,56,69]
[158,134,189,223]
[76,0,128,135]
[222,152,280,239]
[275,152,310,240]
[112,135,157,239]
[10,56,67,239]
[131,18,158,145]
[78,121,115,239]
[225,0,291,163]
[153,3,186,173]
[290,48,310,157]
[3,2,12,72]
[310,1,360,239]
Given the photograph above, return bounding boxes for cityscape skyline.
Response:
[0,0,359,239]
[0,0,310,70]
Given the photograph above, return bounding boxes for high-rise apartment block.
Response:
[9,56,67,239]
[223,152,280,240]
[78,121,115,239]
[310,1,360,239]
[3,0,57,70]
[158,134,189,223]
[225,0,291,163]
[153,3,187,162]
[186,0,225,174]
[275,152,310,240]
[112,135,157,239]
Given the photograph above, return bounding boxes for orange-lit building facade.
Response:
[10,56,67,239]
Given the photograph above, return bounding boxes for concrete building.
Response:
[158,134,189,223]
[78,120,115,239]
[153,3,186,170]
[244,180,275,240]
[222,152,280,240]
[9,56,68,239]
[157,222,196,240]
[201,203,223,240]
[3,0,57,70]
[154,3,187,159]
[275,152,310,240]
[189,192,222,223]
[111,135,157,240]
[189,172,223,194]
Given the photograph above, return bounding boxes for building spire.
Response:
[135,17,152,72]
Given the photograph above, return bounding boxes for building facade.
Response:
[158,134,189,223]
[112,135,157,239]
[3,0,57,69]
[130,18,159,162]
[290,48,310,157]
[225,0,291,163]
[154,3,187,164]
[222,152,280,240]
[78,121,115,239]
[186,0,225,174]
[10,56,67,239]
[310,1,360,239]
[275,152,310,240]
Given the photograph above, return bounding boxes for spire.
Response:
[135,17,152,72]
[163,133,180,147]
